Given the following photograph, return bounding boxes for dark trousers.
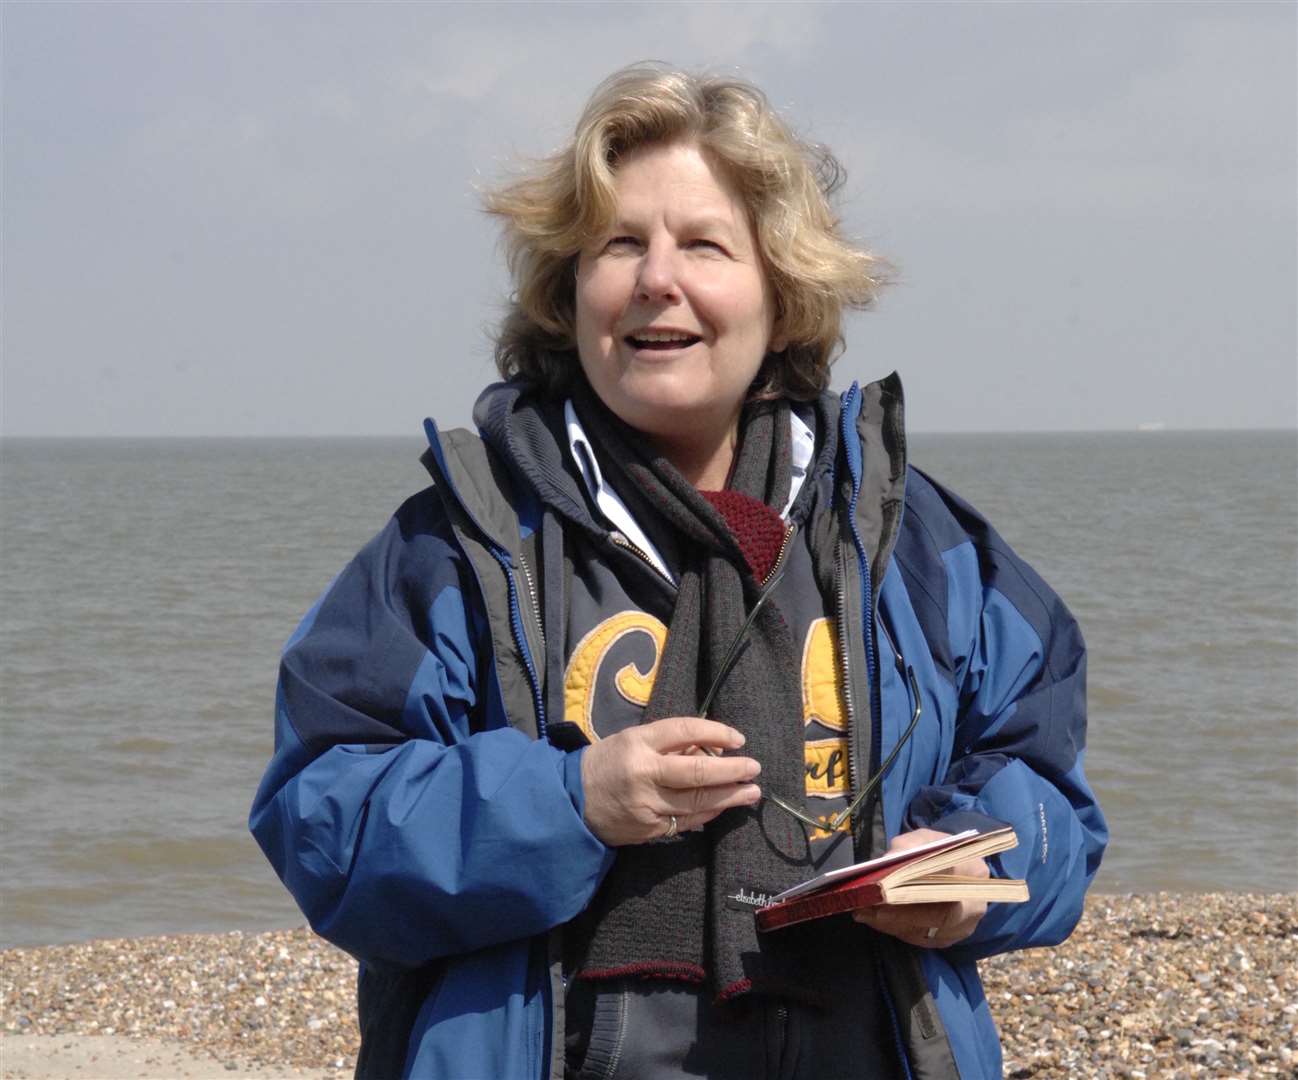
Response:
[565,980,902,1080]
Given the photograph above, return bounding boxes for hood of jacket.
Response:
[472,380,606,538]
[466,378,852,538]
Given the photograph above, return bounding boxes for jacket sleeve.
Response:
[898,469,1108,960]
[248,490,613,970]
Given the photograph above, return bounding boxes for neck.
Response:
[652,423,739,490]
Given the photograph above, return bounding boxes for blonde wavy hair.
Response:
[483,63,889,400]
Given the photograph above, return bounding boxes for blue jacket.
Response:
[250,376,1107,1079]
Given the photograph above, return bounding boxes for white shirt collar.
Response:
[564,399,815,580]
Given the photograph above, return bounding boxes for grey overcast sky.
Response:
[2,1,1294,436]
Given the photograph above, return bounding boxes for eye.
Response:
[688,239,727,254]
[605,235,641,251]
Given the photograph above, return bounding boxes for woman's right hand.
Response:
[580,717,762,846]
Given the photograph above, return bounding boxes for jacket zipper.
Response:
[839,394,881,797]
[516,551,545,651]
[608,531,675,586]
[835,541,861,817]
[837,391,881,848]
[491,549,548,739]
[838,387,920,1080]
[422,429,548,741]
[761,524,797,588]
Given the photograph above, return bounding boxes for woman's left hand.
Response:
[850,828,989,949]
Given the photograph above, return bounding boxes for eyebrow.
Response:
[679,214,737,236]
[609,213,740,238]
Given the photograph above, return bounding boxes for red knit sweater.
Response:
[700,490,787,583]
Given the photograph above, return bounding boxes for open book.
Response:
[755,826,1028,933]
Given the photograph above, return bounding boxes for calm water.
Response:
[2,430,1295,948]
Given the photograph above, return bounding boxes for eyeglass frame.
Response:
[698,560,923,836]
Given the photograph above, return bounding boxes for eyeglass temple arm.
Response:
[697,559,792,745]
[823,662,923,832]
[697,577,923,835]
[761,659,924,835]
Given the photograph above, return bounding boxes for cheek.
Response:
[577,269,631,336]
[575,285,624,382]
[695,274,775,335]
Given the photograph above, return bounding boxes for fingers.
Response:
[670,808,731,834]
[852,901,952,948]
[853,899,987,949]
[639,716,747,754]
[884,829,988,880]
[950,856,991,880]
[580,719,761,848]
[659,780,762,819]
[655,748,760,791]
[855,900,951,934]
[884,827,952,853]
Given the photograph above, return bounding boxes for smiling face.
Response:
[574,140,783,464]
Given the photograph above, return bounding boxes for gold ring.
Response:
[665,815,678,840]
[926,926,939,940]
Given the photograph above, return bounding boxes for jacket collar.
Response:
[422,374,906,563]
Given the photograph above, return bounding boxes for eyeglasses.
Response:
[699,563,923,836]
[764,660,921,835]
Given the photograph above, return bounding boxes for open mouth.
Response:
[625,332,702,351]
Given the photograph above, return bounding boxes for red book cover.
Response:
[755,826,1027,933]
[756,864,897,931]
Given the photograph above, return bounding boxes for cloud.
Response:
[4,1,1292,434]
[829,4,1294,219]
[384,3,831,141]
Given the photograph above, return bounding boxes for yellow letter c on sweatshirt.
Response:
[563,612,669,742]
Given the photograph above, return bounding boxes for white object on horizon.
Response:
[1137,421,1168,432]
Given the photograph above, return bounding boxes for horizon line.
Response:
[4,425,1297,440]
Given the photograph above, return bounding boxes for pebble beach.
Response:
[3,892,1294,1079]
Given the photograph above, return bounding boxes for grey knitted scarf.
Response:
[565,386,867,1004]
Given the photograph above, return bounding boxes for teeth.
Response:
[632,331,697,343]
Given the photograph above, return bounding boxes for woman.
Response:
[251,64,1106,1079]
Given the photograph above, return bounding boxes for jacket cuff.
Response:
[561,746,590,819]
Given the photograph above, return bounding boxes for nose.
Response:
[634,241,682,303]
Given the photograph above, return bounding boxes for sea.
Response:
[2,430,1296,949]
